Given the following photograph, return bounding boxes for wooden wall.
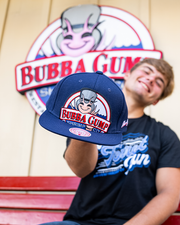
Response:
[0,0,179,176]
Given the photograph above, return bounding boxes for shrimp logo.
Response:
[15,4,162,115]
[60,89,111,133]
[57,5,102,57]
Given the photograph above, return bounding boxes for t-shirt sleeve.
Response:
[63,138,71,158]
[157,124,180,168]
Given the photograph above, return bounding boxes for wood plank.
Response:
[99,0,149,21]
[30,116,74,176]
[0,193,74,210]
[162,215,180,225]
[0,176,80,191]
[0,209,65,225]
[0,0,9,46]
[177,204,180,212]
[50,0,98,23]
[0,0,51,176]
[0,210,179,225]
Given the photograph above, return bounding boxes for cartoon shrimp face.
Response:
[77,90,97,114]
[57,4,102,57]
[78,101,93,114]
[60,17,96,57]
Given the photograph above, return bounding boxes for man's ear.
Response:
[152,99,159,105]
[124,70,130,81]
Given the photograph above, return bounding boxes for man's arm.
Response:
[124,167,180,225]
[64,139,98,178]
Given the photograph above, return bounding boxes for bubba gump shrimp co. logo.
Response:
[15,4,162,115]
[60,89,111,135]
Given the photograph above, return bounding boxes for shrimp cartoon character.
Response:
[57,5,102,57]
[76,90,98,114]
[74,89,99,131]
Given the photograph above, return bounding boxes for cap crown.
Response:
[46,71,128,135]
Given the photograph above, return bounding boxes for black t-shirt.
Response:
[64,114,180,225]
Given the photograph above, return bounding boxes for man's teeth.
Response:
[141,82,148,91]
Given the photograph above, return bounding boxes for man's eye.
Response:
[87,104,91,107]
[64,35,73,40]
[156,80,162,87]
[144,70,150,75]
[80,102,84,105]
[81,32,92,38]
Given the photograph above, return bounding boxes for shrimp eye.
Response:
[81,32,92,38]
[64,35,73,40]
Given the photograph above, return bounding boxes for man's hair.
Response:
[130,58,174,100]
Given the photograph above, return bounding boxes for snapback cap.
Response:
[39,71,128,146]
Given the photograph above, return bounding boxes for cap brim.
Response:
[39,110,123,146]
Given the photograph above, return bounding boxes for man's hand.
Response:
[64,139,98,178]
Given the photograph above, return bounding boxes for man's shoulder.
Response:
[147,115,179,140]
[145,114,170,127]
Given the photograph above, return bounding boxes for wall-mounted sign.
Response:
[15,4,162,115]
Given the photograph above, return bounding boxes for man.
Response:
[41,58,180,225]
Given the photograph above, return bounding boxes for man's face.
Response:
[124,63,168,106]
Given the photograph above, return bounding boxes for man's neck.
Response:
[123,89,145,119]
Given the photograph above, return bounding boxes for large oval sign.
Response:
[15,5,162,115]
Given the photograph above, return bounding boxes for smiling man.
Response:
[123,59,171,116]
[40,58,180,225]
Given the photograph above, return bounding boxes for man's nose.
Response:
[147,75,155,84]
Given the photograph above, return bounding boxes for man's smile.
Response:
[138,81,150,93]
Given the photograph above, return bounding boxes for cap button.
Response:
[96,71,103,75]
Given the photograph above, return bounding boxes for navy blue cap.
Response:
[39,71,128,145]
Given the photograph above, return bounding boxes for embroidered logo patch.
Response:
[60,89,111,133]
[121,119,128,128]
[69,128,91,137]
